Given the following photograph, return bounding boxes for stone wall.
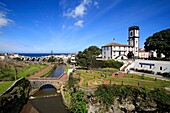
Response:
[0,78,31,113]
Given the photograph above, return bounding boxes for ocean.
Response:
[17,53,70,57]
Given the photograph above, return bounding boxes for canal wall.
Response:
[0,78,31,113]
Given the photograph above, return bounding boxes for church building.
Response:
[102,26,139,60]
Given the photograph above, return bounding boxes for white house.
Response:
[102,26,140,60]
[0,53,5,60]
[70,54,76,64]
[102,42,133,59]
[128,59,170,74]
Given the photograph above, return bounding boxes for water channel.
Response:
[48,65,66,78]
[21,65,69,113]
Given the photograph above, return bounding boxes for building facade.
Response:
[138,48,149,59]
[129,59,170,74]
[102,26,140,60]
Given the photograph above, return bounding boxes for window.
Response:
[160,66,162,70]
[150,65,152,69]
[131,31,133,36]
[141,64,142,67]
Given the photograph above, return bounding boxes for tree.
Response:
[76,46,101,69]
[68,73,77,89]
[70,90,87,113]
[48,56,57,62]
[59,58,64,64]
[67,58,71,64]
[144,28,170,58]
[0,60,22,80]
[9,61,22,80]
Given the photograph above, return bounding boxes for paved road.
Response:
[130,70,170,81]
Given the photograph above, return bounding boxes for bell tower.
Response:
[128,26,139,58]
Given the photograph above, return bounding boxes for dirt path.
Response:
[29,65,53,78]
[79,77,84,86]
[58,73,68,81]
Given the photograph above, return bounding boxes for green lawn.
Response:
[76,69,170,89]
[17,64,47,78]
[0,64,48,94]
[65,66,72,73]
[0,64,48,80]
[101,67,118,71]
[0,81,14,94]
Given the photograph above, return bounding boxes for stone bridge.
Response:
[28,78,66,91]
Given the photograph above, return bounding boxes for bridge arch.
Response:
[39,84,57,90]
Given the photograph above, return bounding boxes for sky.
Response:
[0,0,170,53]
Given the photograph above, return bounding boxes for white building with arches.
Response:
[102,26,140,60]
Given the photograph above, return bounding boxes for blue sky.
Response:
[0,0,170,53]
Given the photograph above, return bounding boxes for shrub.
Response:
[157,72,170,78]
[94,84,170,112]
[141,74,145,79]
[135,69,154,74]
[91,60,123,69]
[69,90,87,113]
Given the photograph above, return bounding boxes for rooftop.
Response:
[102,42,133,47]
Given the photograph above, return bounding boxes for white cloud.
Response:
[83,0,92,5]
[94,1,99,8]
[0,3,13,28]
[64,0,92,18]
[62,25,65,29]
[74,20,84,27]
[0,13,10,27]
[64,4,86,18]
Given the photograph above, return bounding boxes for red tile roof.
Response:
[102,42,133,47]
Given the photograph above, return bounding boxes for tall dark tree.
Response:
[76,46,101,69]
[144,28,170,58]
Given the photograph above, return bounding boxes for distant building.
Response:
[70,54,76,64]
[102,26,139,60]
[8,53,19,59]
[0,53,5,60]
[138,48,149,59]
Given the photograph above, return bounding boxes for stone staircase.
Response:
[120,61,133,72]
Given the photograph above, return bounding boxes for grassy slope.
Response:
[0,64,47,79]
[0,81,14,94]
[0,64,47,94]
[17,64,47,78]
